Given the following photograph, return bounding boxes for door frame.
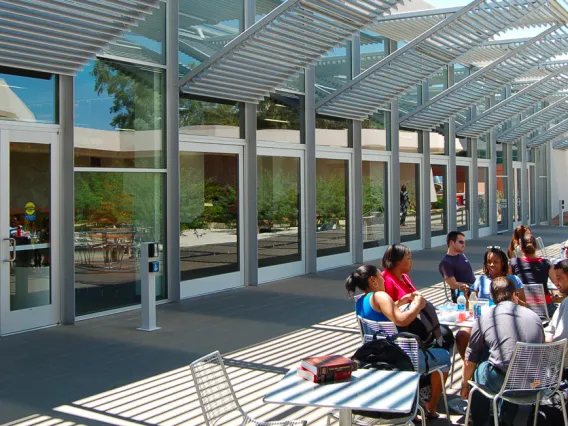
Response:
[478,160,492,238]
[315,148,353,271]
[512,161,522,228]
[361,151,390,263]
[0,123,60,335]
[430,157,449,248]
[178,139,245,299]
[257,145,306,283]
[399,155,423,252]
[456,159,473,239]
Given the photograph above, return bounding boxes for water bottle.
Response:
[457,292,467,322]
[469,291,477,317]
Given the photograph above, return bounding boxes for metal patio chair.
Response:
[190,351,307,426]
[464,339,568,426]
[348,317,450,425]
[536,237,550,259]
[523,284,550,322]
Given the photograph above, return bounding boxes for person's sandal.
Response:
[422,406,440,420]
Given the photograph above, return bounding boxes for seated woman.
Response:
[545,260,568,352]
[455,247,524,358]
[381,244,455,353]
[509,235,557,316]
[346,264,451,419]
[507,225,531,259]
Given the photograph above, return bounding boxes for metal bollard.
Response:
[560,200,565,227]
[138,242,161,332]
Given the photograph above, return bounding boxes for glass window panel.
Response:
[431,127,446,156]
[10,143,51,310]
[316,116,350,148]
[400,128,421,153]
[0,68,57,124]
[477,133,489,159]
[514,168,521,223]
[362,111,390,151]
[316,42,351,103]
[74,172,166,316]
[399,85,421,118]
[400,163,420,242]
[456,137,469,157]
[74,60,164,168]
[317,158,349,257]
[497,145,509,232]
[179,152,239,280]
[428,68,447,99]
[257,95,302,143]
[179,0,243,76]
[363,161,388,248]
[179,97,242,139]
[361,30,386,72]
[457,166,470,232]
[529,166,535,225]
[431,165,447,237]
[258,156,301,267]
[104,1,165,64]
[454,64,469,84]
[478,167,489,228]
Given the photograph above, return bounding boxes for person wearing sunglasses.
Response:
[439,231,476,303]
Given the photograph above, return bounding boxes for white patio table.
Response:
[264,368,420,426]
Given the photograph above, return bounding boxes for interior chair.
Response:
[464,339,568,426]
[190,351,307,426]
[523,284,550,322]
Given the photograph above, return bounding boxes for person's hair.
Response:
[520,235,537,255]
[508,225,531,257]
[446,231,465,247]
[382,244,410,270]
[554,259,568,275]
[483,247,509,277]
[345,265,379,296]
[401,184,407,192]
[490,276,517,304]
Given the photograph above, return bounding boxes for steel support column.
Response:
[421,81,431,249]
[352,33,363,263]
[305,66,317,273]
[471,136,479,239]
[488,96,498,234]
[59,74,75,325]
[166,0,180,301]
[521,137,528,225]
[390,98,401,243]
[506,143,514,231]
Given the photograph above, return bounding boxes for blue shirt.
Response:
[472,275,523,300]
[355,293,389,322]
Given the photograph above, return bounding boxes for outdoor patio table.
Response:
[263,368,420,426]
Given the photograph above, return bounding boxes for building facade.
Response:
[0,0,562,334]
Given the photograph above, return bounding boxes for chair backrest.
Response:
[536,237,549,259]
[523,284,549,321]
[501,340,567,398]
[189,351,242,426]
[353,293,364,303]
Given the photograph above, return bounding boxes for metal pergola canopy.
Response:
[527,116,568,146]
[0,0,160,76]
[456,66,568,138]
[400,24,568,131]
[553,138,568,148]
[497,98,568,142]
[316,0,560,121]
[179,0,404,104]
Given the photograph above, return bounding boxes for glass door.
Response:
[0,127,59,334]
[257,147,305,283]
[430,159,448,247]
[178,140,244,298]
[362,153,389,262]
[456,162,471,236]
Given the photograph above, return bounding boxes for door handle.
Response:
[4,238,16,262]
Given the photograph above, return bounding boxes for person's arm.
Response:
[512,276,526,303]
[460,360,477,398]
[371,292,425,327]
[395,292,415,307]
[548,264,558,286]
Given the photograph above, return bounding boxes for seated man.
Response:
[546,260,568,348]
[461,276,544,426]
[438,231,476,303]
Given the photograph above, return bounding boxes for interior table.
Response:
[264,368,420,426]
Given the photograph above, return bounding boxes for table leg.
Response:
[338,408,352,426]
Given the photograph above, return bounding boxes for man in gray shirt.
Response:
[461,276,544,426]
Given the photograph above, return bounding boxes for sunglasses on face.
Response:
[457,240,466,245]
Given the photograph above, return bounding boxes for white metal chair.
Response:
[464,340,568,426]
[353,317,450,425]
[536,237,550,259]
[190,351,307,426]
[523,284,550,322]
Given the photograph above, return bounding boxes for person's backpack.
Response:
[398,301,442,347]
[350,332,425,419]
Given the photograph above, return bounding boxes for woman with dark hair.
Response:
[507,225,531,259]
[381,244,416,302]
[473,247,523,300]
[510,235,557,315]
[346,264,451,418]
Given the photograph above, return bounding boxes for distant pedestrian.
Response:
[400,185,409,226]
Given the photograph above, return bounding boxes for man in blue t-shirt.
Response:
[439,231,476,303]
